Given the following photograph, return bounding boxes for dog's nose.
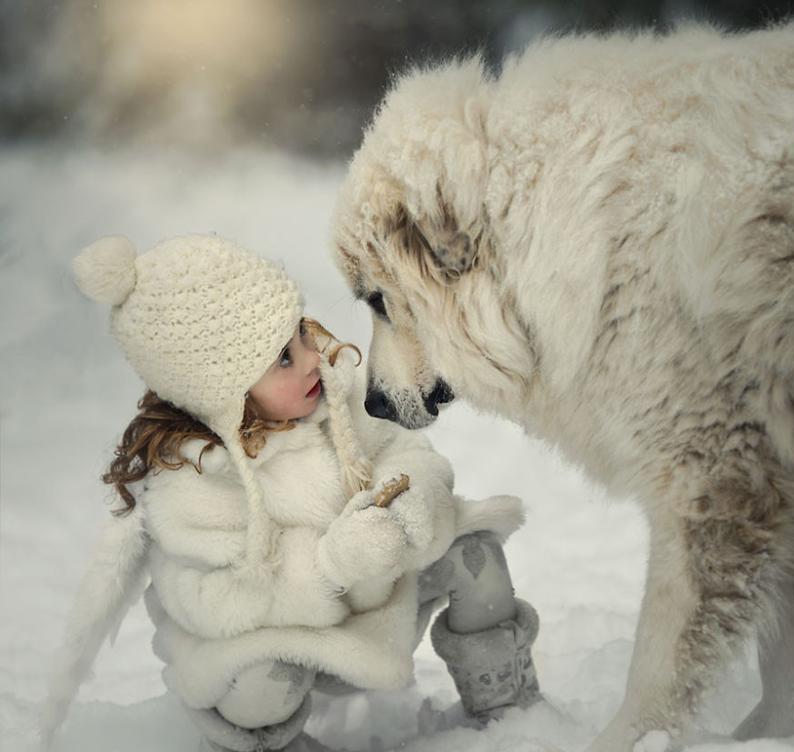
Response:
[423,379,455,416]
[365,388,399,422]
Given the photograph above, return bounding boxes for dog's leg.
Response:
[734,579,794,740]
[588,475,777,752]
[587,504,700,752]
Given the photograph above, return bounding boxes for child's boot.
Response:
[430,598,541,725]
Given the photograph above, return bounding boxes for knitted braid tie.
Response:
[222,429,278,571]
[319,352,373,497]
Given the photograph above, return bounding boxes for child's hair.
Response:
[103,318,360,515]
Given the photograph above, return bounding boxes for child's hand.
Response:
[348,478,435,552]
[317,489,410,588]
[317,479,434,588]
[378,482,434,552]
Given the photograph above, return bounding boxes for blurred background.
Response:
[1,3,791,750]
[2,0,793,157]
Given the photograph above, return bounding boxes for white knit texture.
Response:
[72,235,137,306]
[107,235,303,431]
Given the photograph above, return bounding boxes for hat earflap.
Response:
[212,403,278,573]
[224,437,278,571]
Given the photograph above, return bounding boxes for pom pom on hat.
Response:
[73,235,137,306]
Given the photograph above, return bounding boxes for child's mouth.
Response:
[306,380,321,399]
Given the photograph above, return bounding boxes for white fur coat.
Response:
[141,365,523,709]
[39,361,523,744]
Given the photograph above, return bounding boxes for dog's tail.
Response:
[37,504,149,750]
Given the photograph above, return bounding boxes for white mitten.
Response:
[316,487,409,588]
[383,483,434,553]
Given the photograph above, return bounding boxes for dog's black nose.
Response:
[365,388,399,422]
[423,379,455,416]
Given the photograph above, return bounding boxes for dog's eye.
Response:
[366,291,389,320]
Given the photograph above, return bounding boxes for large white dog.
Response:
[332,24,794,752]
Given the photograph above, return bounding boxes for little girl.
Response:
[39,234,540,752]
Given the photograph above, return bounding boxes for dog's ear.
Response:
[397,94,490,279]
[389,190,486,280]
[427,196,480,277]
[373,68,491,280]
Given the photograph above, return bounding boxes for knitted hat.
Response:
[72,234,367,572]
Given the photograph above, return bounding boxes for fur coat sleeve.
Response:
[142,441,352,640]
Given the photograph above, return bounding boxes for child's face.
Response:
[249,322,322,421]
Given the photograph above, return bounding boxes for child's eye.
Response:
[299,320,307,338]
[279,348,292,367]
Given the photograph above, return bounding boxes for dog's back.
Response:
[487,29,794,748]
[483,26,794,479]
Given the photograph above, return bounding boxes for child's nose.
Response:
[305,345,321,373]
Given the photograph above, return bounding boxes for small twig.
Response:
[374,474,410,507]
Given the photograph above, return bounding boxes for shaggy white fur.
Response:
[333,22,794,752]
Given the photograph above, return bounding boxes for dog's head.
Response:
[332,58,537,429]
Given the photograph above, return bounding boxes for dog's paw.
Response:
[632,730,675,752]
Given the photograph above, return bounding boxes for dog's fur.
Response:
[332,23,794,751]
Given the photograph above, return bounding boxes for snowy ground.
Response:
[0,144,790,752]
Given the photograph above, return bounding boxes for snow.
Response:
[0,144,789,752]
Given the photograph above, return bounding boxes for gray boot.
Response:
[430,598,541,725]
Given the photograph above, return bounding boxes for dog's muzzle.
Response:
[364,387,399,422]
[365,379,454,424]
[423,378,455,416]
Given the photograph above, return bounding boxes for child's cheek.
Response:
[274,383,290,406]
[282,382,301,410]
